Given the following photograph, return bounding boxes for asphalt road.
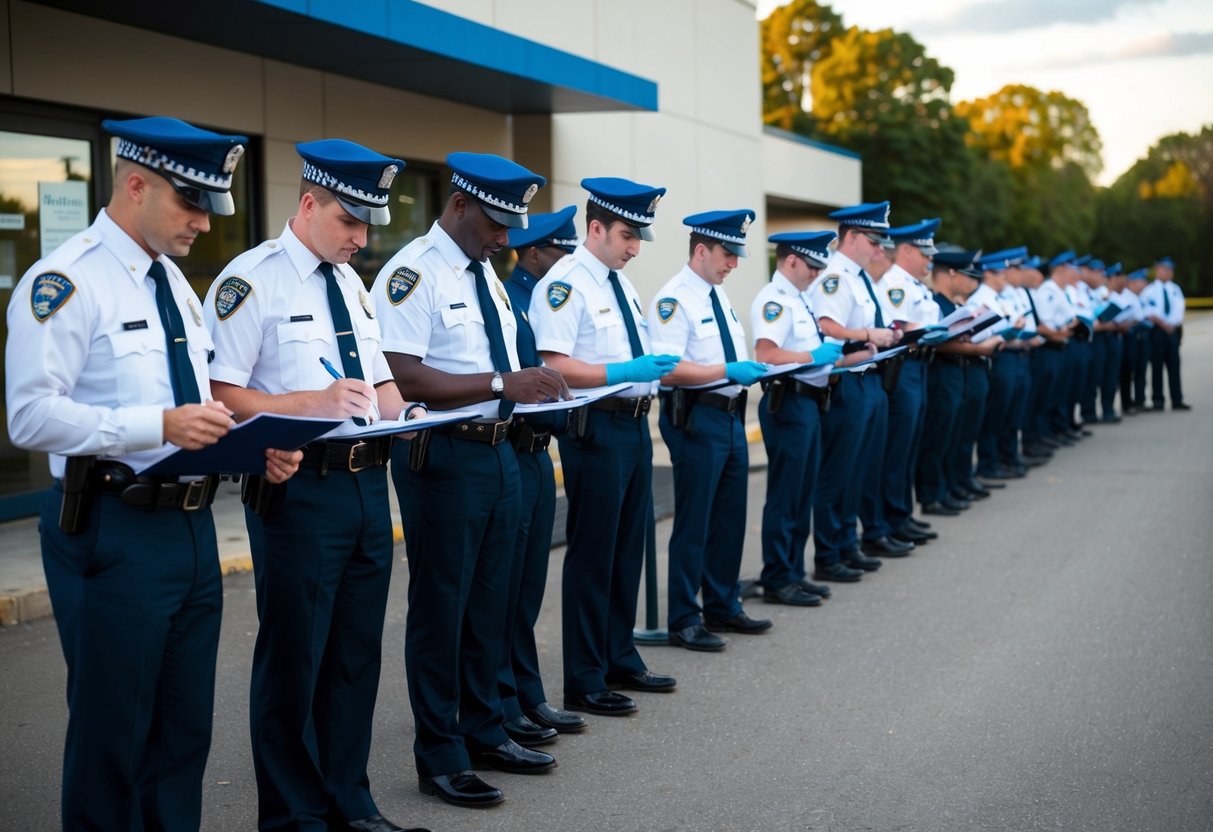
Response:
[3,317,1212,832]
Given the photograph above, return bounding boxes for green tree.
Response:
[760,0,844,134]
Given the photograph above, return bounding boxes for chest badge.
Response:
[547,281,572,311]
[187,298,203,326]
[359,288,375,319]
[656,297,679,323]
[215,276,253,320]
[763,301,784,322]
[887,288,905,308]
[388,267,420,305]
[494,280,511,311]
[822,275,840,295]
[31,272,75,321]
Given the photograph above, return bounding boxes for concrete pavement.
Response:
[2,316,1211,831]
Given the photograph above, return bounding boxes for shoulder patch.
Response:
[887,288,906,308]
[547,281,572,311]
[822,275,840,295]
[763,301,784,323]
[215,276,253,320]
[31,273,75,321]
[656,297,679,322]
[387,267,421,305]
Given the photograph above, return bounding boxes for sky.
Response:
[756,0,1213,185]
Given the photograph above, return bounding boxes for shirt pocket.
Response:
[591,312,626,357]
[439,303,484,357]
[105,329,169,406]
[689,315,725,358]
[277,320,334,390]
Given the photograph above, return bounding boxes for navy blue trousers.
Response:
[558,410,651,695]
[660,400,748,630]
[977,351,1019,475]
[815,371,881,563]
[1100,333,1125,418]
[1082,333,1108,420]
[996,350,1031,466]
[1121,328,1150,407]
[917,359,964,506]
[951,360,989,488]
[1150,327,1184,406]
[1067,339,1092,426]
[41,486,221,832]
[1026,346,1061,443]
[868,357,926,538]
[393,435,518,777]
[247,465,394,829]
[758,388,820,589]
[497,444,557,719]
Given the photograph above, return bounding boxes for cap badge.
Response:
[222,145,245,175]
[522,183,539,205]
[740,216,752,234]
[378,164,399,190]
[647,194,662,213]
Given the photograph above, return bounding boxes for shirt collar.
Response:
[280,220,322,282]
[677,264,715,299]
[771,269,800,296]
[573,243,610,285]
[832,250,862,277]
[97,208,156,285]
[429,220,474,277]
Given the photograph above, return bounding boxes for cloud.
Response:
[1025,31,1213,69]
[920,0,1166,34]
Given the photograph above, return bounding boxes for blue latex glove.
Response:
[724,360,768,386]
[605,354,682,385]
[809,342,844,365]
[920,328,950,346]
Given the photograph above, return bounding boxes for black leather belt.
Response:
[300,436,392,472]
[790,379,830,403]
[1042,341,1066,350]
[439,418,512,446]
[696,390,747,415]
[590,396,651,418]
[509,421,552,453]
[933,353,968,367]
[92,463,219,511]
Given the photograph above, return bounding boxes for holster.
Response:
[569,405,591,441]
[408,428,433,472]
[240,474,280,516]
[58,455,96,534]
[763,377,787,415]
[881,354,905,394]
[666,387,690,431]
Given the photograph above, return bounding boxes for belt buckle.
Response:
[347,441,373,472]
[491,420,510,445]
[182,478,209,511]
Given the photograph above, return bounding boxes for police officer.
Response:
[971,249,1022,483]
[866,219,946,547]
[1120,268,1151,414]
[994,248,1036,474]
[1064,254,1096,436]
[648,210,772,651]
[1141,256,1189,410]
[1020,254,1067,458]
[1040,252,1083,444]
[373,153,569,807]
[205,140,425,832]
[751,232,844,605]
[1098,263,1128,422]
[528,177,681,715]
[917,247,984,515]
[498,206,588,744]
[6,116,299,831]
[1080,258,1110,426]
[806,201,900,582]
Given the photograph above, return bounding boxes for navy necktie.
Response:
[320,262,366,426]
[148,260,200,406]
[859,269,885,328]
[1163,284,1171,316]
[607,270,644,359]
[470,260,515,418]
[1024,288,1040,324]
[710,287,737,363]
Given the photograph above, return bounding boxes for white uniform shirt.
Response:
[807,250,881,372]
[1140,280,1185,327]
[1017,287,1040,335]
[528,244,655,398]
[1115,288,1144,324]
[6,209,213,477]
[648,265,748,395]
[966,282,1011,344]
[877,264,940,327]
[370,221,520,419]
[750,270,827,387]
[998,285,1033,337]
[1034,279,1074,329]
[205,221,393,437]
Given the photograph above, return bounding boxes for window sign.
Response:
[38,180,90,257]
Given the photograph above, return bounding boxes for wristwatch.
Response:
[490,371,505,398]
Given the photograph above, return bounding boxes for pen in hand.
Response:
[318,357,376,423]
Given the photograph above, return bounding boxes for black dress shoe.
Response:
[899,523,937,540]
[563,690,637,716]
[1124,406,1139,415]
[797,578,831,598]
[762,582,822,606]
[966,479,1001,492]
[607,670,677,692]
[1038,436,1062,448]
[418,771,504,808]
[502,715,558,747]
[953,485,984,501]
[941,496,970,511]
[1173,402,1192,411]
[811,562,863,582]
[668,623,727,652]
[342,813,429,832]
[862,536,914,558]
[1100,414,1121,424]
[843,548,884,570]
[705,611,774,633]
[922,501,960,516]
[525,702,586,734]
[1022,455,1047,467]
[1150,403,1166,411]
[907,516,933,531]
[470,739,556,774]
